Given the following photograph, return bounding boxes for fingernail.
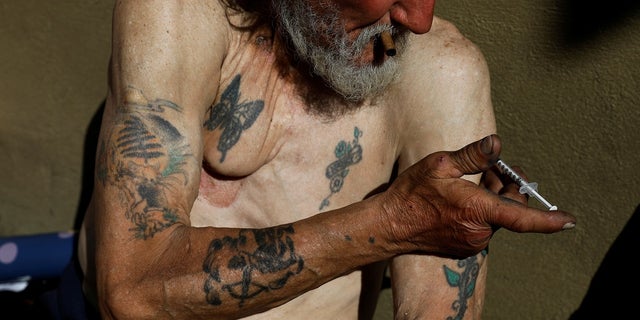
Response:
[481,135,493,154]
[562,222,576,230]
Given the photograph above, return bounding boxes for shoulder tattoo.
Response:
[96,86,192,240]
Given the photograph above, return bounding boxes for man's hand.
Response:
[379,134,576,258]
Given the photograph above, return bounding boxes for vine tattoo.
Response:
[443,249,488,320]
[203,225,304,307]
[203,74,264,162]
[96,86,192,240]
[319,127,363,210]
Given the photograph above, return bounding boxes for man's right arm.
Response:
[93,1,400,318]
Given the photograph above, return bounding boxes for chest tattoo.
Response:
[320,127,363,210]
[203,74,265,162]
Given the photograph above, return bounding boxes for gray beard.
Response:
[273,0,406,102]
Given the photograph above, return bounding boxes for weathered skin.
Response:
[77,1,576,319]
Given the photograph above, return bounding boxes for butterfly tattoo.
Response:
[204,74,265,162]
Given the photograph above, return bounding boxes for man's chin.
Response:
[329,58,400,101]
[322,70,396,102]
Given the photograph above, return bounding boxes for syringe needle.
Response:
[495,159,558,211]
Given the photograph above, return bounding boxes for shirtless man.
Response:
[76,0,576,319]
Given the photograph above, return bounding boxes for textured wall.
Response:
[436,0,640,319]
[1,1,638,319]
[0,1,112,234]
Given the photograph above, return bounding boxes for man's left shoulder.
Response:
[393,16,491,101]
[401,17,488,77]
[388,17,495,152]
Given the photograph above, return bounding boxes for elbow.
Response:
[100,281,163,319]
[97,225,195,319]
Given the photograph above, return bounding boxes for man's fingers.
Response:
[481,166,503,194]
[427,134,502,179]
[482,165,528,205]
[500,165,528,204]
[493,201,576,233]
[451,134,502,173]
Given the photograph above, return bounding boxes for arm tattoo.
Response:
[96,87,192,239]
[202,225,305,307]
[319,127,363,210]
[203,74,264,162]
[443,249,488,320]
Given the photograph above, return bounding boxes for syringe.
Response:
[495,159,558,211]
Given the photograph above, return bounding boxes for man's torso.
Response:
[192,29,401,318]
[79,4,487,317]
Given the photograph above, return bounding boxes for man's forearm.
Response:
[97,199,395,319]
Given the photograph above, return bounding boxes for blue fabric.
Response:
[0,231,75,281]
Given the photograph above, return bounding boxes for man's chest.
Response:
[192,103,400,228]
[191,39,409,228]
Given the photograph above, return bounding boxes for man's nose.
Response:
[390,0,435,34]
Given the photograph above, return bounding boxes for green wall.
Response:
[1,1,638,319]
